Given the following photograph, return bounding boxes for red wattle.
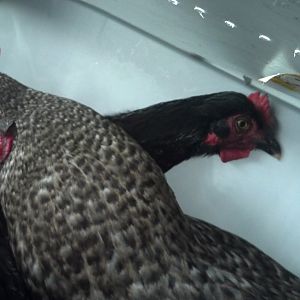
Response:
[219,149,251,162]
[0,133,14,163]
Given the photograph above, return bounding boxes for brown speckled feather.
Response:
[0,73,299,300]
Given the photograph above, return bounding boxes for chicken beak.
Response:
[256,135,282,160]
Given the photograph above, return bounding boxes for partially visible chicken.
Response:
[109,91,280,172]
[0,73,299,300]
[110,93,300,299]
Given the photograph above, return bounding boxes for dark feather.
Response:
[0,208,33,300]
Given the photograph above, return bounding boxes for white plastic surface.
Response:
[78,0,300,82]
[0,0,300,276]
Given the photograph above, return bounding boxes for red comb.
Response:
[248,91,271,124]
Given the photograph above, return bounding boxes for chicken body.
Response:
[0,73,299,300]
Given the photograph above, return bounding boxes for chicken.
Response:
[109,91,281,172]
[0,73,299,300]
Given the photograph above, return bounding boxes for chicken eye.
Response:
[235,117,251,133]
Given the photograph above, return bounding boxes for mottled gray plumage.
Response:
[0,73,299,300]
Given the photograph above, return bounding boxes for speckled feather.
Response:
[0,73,299,300]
